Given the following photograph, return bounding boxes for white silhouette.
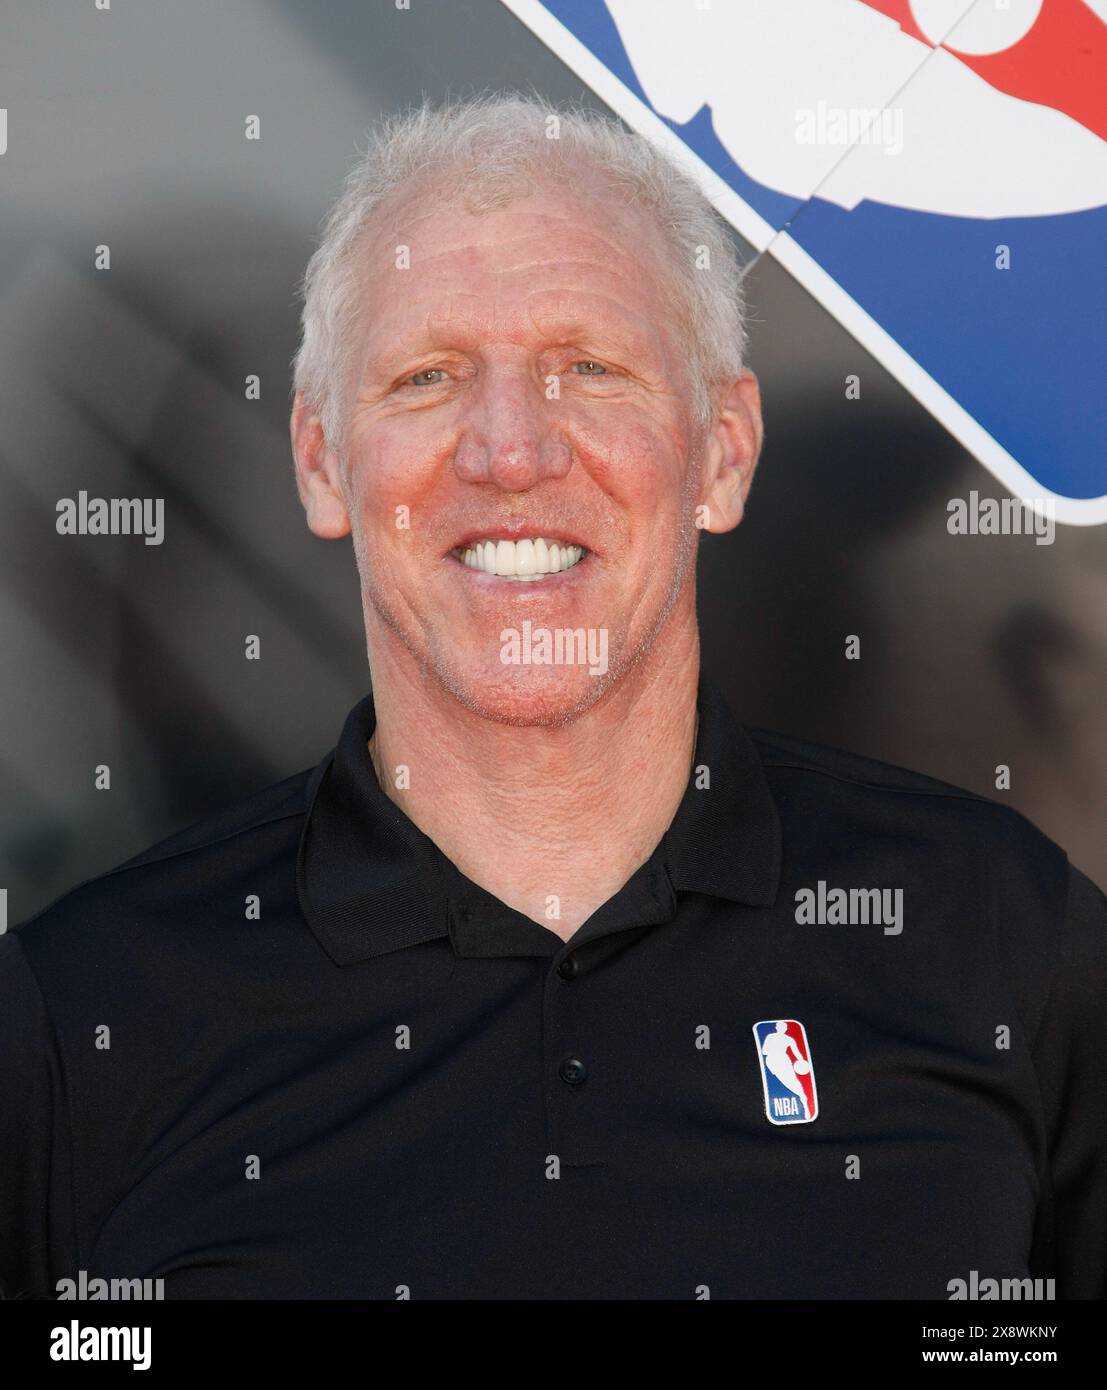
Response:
[761,1022,811,1118]
[606,0,1107,218]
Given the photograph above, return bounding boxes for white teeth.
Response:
[453,537,585,579]
[495,539,515,576]
[515,538,536,575]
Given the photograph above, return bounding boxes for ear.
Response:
[290,391,352,539]
[698,370,764,535]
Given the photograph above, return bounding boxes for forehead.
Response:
[356,183,682,356]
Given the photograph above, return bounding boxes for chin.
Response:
[433,658,619,729]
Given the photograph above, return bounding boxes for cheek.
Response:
[583,417,691,540]
[576,415,679,494]
[346,426,444,529]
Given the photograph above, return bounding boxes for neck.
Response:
[366,625,701,941]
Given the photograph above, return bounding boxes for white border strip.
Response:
[499,0,1107,525]
[769,230,1107,525]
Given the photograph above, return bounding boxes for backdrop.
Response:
[2,0,1103,927]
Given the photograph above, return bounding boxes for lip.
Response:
[446,524,593,557]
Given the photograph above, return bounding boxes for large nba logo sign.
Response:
[753,1019,819,1125]
[500,0,1107,524]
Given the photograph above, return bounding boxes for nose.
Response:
[452,360,572,491]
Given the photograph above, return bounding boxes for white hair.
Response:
[291,93,748,452]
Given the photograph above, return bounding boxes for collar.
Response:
[297,672,781,965]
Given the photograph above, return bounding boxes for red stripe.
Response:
[856,0,1107,141]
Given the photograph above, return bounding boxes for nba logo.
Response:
[505,0,1107,522]
[752,1019,819,1125]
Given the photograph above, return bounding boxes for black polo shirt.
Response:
[2,675,1105,1300]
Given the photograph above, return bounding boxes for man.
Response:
[2,96,1105,1300]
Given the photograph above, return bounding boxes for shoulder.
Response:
[9,763,320,984]
[752,724,1004,808]
[749,724,1067,871]
[748,725,1074,958]
[105,764,314,877]
[746,726,1089,1028]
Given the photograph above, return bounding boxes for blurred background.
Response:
[1,0,1103,924]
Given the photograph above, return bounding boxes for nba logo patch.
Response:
[752,1019,819,1125]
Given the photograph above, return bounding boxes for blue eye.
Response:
[410,369,447,386]
[573,360,607,375]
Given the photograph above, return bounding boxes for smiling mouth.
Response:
[450,537,587,581]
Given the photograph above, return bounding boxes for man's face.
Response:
[317,182,727,725]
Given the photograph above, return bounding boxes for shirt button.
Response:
[558,1056,588,1087]
[557,955,580,980]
